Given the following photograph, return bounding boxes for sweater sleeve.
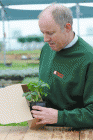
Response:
[57,62,93,129]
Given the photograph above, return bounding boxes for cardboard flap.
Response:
[0,84,32,124]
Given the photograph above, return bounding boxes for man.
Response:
[31,3,93,129]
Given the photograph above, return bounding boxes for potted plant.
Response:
[22,79,50,112]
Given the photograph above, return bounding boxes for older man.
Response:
[31,4,93,129]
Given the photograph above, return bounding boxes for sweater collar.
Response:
[63,33,78,49]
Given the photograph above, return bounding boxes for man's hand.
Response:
[31,106,58,125]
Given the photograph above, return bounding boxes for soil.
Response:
[0,54,32,60]
[0,53,40,64]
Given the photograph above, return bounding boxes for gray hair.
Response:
[38,4,73,30]
[52,6,73,29]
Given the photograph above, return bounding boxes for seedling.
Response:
[22,79,50,102]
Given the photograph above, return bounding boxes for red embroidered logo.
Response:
[53,71,64,78]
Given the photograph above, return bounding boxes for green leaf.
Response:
[43,84,50,89]
[30,81,38,86]
[38,79,45,86]
[38,97,41,102]
[34,85,38,87]
[41,84,47,87]
[22,92,27,97]
[22,92,31,97]
[40,92,45,96]
[32,95,36,101]
[26,94,32,101]
[38,87,43,93]
[23,79,50,101]
[46,84,50,89]
[31,92,38,95]
[29,86,35,91]
[33,98,36,102]
[45,93,48,97]
[38,81,42,86]
[36,95,39,102]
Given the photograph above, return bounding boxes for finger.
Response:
[36,120,46,125]
[32,106,46,111]
[31,110,43,115]
[33,115,43,120]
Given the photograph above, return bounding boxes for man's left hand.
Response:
[31,106,58,125]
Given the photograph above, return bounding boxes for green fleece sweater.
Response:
[39,36,93,129]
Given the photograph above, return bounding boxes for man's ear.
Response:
[65,23,72,32]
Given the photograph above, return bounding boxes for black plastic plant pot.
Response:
[30,101,46,111]
[30,101,46,118]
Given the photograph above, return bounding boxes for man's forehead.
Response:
[39,14,55,25]
[39,11,52,21]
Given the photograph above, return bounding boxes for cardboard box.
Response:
[0,84,45,129]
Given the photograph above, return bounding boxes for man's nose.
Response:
[44,34,51,42]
